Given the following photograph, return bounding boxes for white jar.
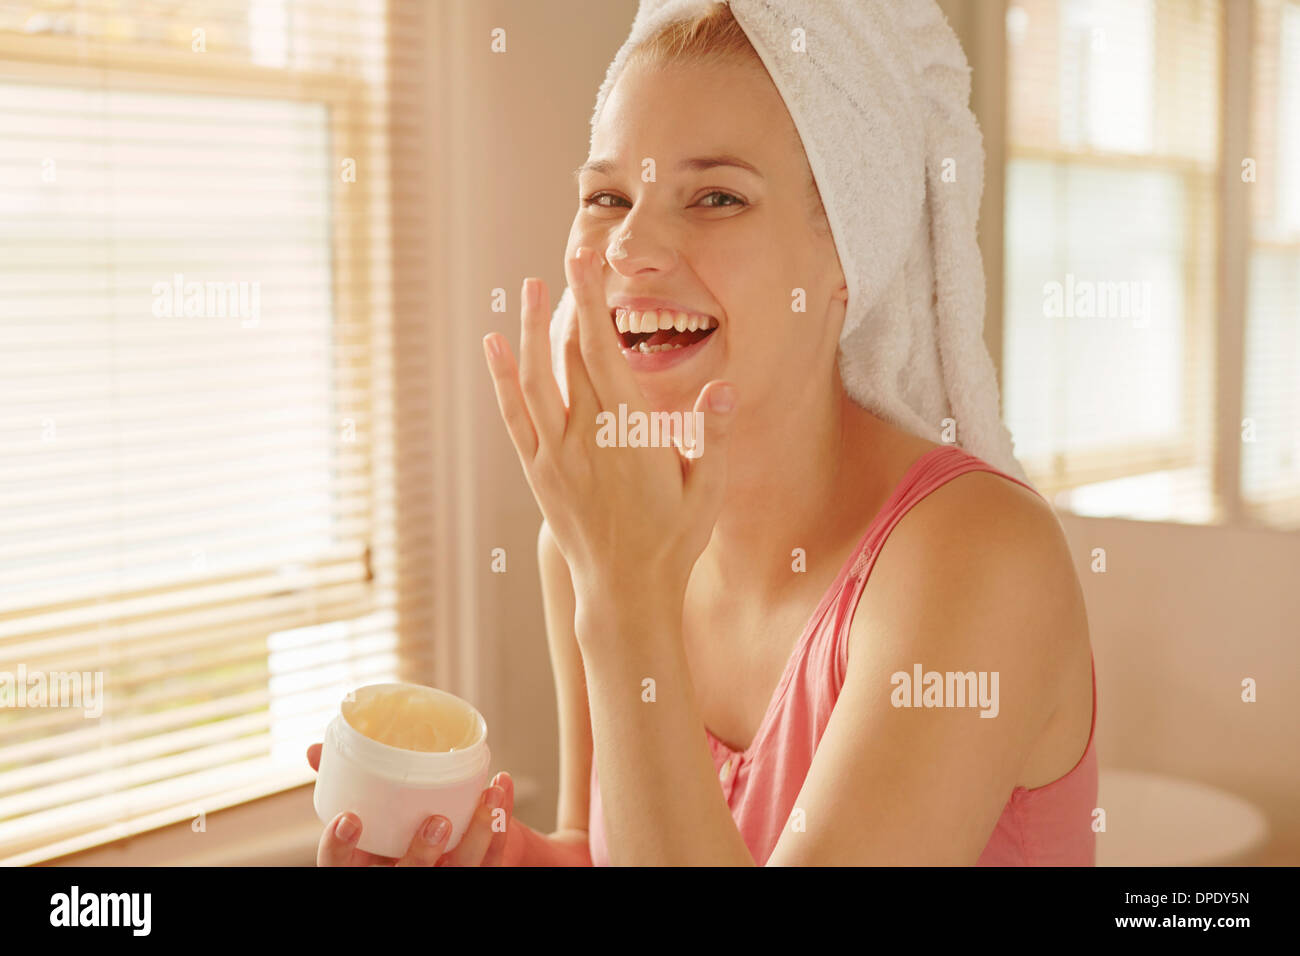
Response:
[313,682,492,858]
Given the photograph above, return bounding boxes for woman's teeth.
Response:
[610,308,718,353]
[613,308,718,334]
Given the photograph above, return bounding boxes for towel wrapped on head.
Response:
[550,0,1029,483]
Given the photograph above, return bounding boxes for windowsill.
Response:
[1051,467,1300,532]
[1050,467,1221,525]
[44,784,325,867]
[41,775,544,867]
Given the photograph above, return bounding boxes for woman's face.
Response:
[568,57,847,414]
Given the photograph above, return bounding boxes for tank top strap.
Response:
[830,445,1044,682]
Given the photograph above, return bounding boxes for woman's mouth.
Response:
[608,307,719,354]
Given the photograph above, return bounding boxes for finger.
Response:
[395,815,452,867]
[317,812,390,867]
[438,785,507,867]
[560,287,600,438]
[518,278,566,450]
[566,246,641,414]
[683,381,738,507]
[483,333,540,462]
[306,742,322,772]
[479,772,515,866]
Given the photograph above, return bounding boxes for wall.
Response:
[1061,513,1300,863]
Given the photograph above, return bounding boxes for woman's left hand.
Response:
[308,744,521,866]
[482,246,738,625]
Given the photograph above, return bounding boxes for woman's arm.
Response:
[503,519,594,865]
[482,260,748,865]
[765,472,1085,865]
[577,597,756,865]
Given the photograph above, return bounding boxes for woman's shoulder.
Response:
[861,431,1055,535]
[895,447,1075,592]
[848,435,1088,668]
[876,430,1060,544]
[838,412,1079,617]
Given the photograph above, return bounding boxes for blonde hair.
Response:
[623,2,829,233]
[625,1,758,69]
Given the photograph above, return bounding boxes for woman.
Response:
[314,0,1096,866]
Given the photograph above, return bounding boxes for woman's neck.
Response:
[693,379,900,602]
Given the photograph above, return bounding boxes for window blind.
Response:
[0,0,438,864]
[1003,0,1222,520]
[1242,0,1300,529]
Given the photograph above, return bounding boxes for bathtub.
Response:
[1096,768,1270,866]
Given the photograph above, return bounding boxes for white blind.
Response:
[1003,0,1221,520]
[1242,0,1300,528]
[0,0,437,864]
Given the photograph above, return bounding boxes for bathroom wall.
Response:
[1059,513,1300,864]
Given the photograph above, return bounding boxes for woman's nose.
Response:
[602,222,679,276]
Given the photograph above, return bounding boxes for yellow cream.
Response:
[342,683,481,752]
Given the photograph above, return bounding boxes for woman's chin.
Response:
[635,376,713,414]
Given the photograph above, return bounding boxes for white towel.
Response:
[549,0,1029,483]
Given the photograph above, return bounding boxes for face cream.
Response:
[313,682,492,858]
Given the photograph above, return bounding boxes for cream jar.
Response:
[313,682,492,858]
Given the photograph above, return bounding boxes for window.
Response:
[1005,0,1300,530]
[1005,0,1300,529]
[1004,0,1222,523]
[1242,0,1300,526]
[0,0,436,864]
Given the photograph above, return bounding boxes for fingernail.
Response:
[335,814,359,843]
[524,278,539,309]
[484,334,502,359]
[709,384,736,413]
[423,816,451,845]
[483,786,505,809]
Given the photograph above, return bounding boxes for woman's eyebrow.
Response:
[573,154,763,181]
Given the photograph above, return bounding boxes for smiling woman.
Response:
[480,0,1097,868]
[563,49,844,407]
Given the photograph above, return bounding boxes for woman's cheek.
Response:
[567,216,611,258]
[571,231,599,257]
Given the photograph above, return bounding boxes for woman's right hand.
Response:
[306,743,516,866]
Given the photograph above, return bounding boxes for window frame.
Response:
[1002,143,1217,500]
[0,28,384,863]
[999,0,1300,529]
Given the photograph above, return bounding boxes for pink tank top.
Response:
[587,444,1099,865]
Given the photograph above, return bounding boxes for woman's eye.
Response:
[696,190,744,208]
[580,190,746,209]
[581,192,628,208]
